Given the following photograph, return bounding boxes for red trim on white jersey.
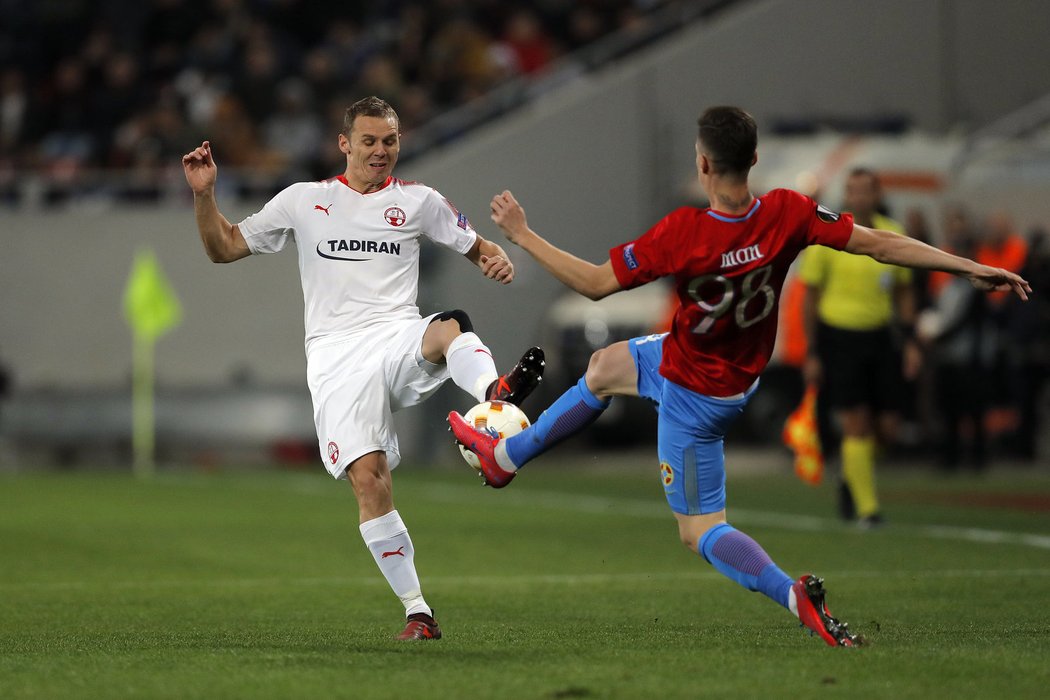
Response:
[334,175,394,195]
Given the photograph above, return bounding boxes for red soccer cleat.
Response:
[793,574,864,647]
[447,410,517,488]
[396,612,442,640]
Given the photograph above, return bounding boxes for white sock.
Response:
[359,510,431,617]
[445,332,499,402]
[788,586,799,618]
[494,441,519,472]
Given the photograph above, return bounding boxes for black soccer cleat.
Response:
[486,346,545,407]
[793,574,864,647]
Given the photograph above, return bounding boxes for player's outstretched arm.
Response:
[181,141,250,264]
[490,190,622,300]
[845,224,1031,300]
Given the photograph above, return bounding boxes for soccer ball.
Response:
[457,400,531,470]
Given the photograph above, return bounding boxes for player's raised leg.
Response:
[348,451,441,640]
[449,340,640,487]
[422,310,544,407]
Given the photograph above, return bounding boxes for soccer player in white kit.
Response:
[182,96,544,641]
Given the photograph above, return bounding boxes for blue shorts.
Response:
[628,334,757,515]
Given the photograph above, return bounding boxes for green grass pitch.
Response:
[2,456,1049,699]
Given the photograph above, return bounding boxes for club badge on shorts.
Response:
[327,441,340,465]
[661,462,674,486]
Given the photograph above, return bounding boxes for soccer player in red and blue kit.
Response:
[449,106,1031,646]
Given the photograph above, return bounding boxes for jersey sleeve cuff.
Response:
[236,220,264,255]
[608,243,636,288]
[830,212,855,250]
[456,229,478,255]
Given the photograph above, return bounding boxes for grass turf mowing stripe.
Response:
[2,567,1049,594]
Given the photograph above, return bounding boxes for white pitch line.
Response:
[422,483,1050,551]
[154,473,1050,551]
[916,524,1050,551]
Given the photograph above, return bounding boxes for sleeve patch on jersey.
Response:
[622,243,639,270]
[457,212,469,230]
[816,204,841,223]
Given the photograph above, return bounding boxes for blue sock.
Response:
[698,523,793,610]
[504,376,611,468]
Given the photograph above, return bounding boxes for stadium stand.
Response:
[0,0,736,204]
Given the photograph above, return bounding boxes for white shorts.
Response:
[306,314,449,478]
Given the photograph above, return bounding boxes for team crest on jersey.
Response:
[327,441,339,465]
[815,204,841,223]
[661,462,674,486]
[384,206,406,227]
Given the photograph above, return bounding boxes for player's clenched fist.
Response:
[490,190,529,244]
[480,254,514,285]
[182,140,217,195]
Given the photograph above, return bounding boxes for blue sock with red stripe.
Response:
[504,376,610,468]
[698,523,793,609]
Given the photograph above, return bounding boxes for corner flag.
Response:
[123,250,182,477]
[783,385,824,486]
[124,250,182,340]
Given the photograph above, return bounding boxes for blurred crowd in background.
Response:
[776,197,1049,470]
[0,0,706,203]
[904,206,1048,467]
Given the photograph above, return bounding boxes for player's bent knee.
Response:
[585,348,614,392]
[675,513,727,552]
[348,465,383,489]
[347,469,393,515]
[423,310,478,362]
[431,308,474,333]
[678,529,695,550]
[584,342,634,397]
[346,454,390,491]
[678,524,707,551]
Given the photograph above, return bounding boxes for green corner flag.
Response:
[124,251,183,341]
[123,251,182,478]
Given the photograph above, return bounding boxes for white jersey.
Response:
[238,176,478,348]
